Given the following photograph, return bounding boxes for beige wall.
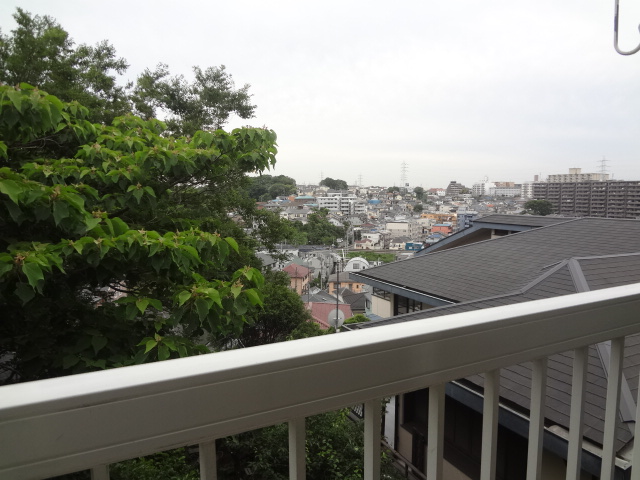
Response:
[371,296,392,318]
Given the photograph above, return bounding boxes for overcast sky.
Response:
[2,1,640,189]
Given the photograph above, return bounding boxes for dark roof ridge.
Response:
[572,251,640,261]
[567,259,590,293]
[513,260,570,294]
[415,217,584,259]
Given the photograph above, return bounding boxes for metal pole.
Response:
[335,259,340,332]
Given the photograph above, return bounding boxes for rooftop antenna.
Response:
[614,0,640,55]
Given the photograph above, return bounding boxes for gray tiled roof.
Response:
[353,218,640,304]
[352,250,640,452]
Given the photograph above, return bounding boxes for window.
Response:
[373,288,391,300]
[394,295,426,315]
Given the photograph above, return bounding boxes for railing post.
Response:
[199,440,217,480]
[481,370,499,480]
[527,358,547,480]
[427,383,445,480]
[566,347,588,480]
[364,399,382,480]
[91,464,109,480]
[289,417,306,480]
[600,338,625,480]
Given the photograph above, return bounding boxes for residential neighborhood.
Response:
[2,4,640,478]
[249,173,640,479]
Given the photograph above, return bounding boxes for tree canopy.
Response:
[132,64,255,137]
[523,199,553,216]
[319,177,348,190]
[0,9,256,134]
[292,208,345,245]
[210,271,314,349]
[0,8,130,125]
[247,174,297,201]
[0,84,275,382]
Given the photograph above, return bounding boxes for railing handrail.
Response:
[2,283,640,479]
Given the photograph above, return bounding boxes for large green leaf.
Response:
[22,262,44,289]
[0,179,23,204]
[195,297,210,322]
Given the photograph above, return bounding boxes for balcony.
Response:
[1,284,640,480]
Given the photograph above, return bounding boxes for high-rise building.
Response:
[533,180,640,218]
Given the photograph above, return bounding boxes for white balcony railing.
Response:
[1,284,640,480]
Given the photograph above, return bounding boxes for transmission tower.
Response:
[400,161,409,187]
[598,156,610,175]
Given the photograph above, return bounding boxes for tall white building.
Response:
[521,182,535,199]
[472,179,496,196]
[316,191,365,215]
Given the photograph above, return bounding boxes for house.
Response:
[336,287,369,315]
[306,302,353,329]
[327,272,367,295]
[431,222,453,235]
[354,238,374,249]
[385,220,420,239]
[348,216,640,479]
[282,263,310,295]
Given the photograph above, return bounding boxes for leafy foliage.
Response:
[0,84,276,382]
[523,199,554,216]
[343,313,370,325]
[320,177,348,191]
[217,409,402,480]
[0,9,256,133]
[132,63,255,137]
[292,208,345,245]
[247,174,297,201]
[111,448,199,480]
[0,8,130,124]
[211,271,314,349]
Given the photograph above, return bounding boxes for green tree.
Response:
[413,186,424,200]
[294,208,345,245]
[413,203,423,213]
[320,177,348,190]
[132,63,255,137]
[247,174,297,200]
[0,9,130,124]
[217,408,402,480]
[211,271,314,349]
[343,313,370,325]
[387,186,400,193]
[523,199,554,216]
[0,84,275,383]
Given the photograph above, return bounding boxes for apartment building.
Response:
[385,220,420,239]
[533,180,640,218]
[548,167,609,183]
[316,191,366,215]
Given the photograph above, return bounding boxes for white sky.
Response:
[2,1,640,189]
